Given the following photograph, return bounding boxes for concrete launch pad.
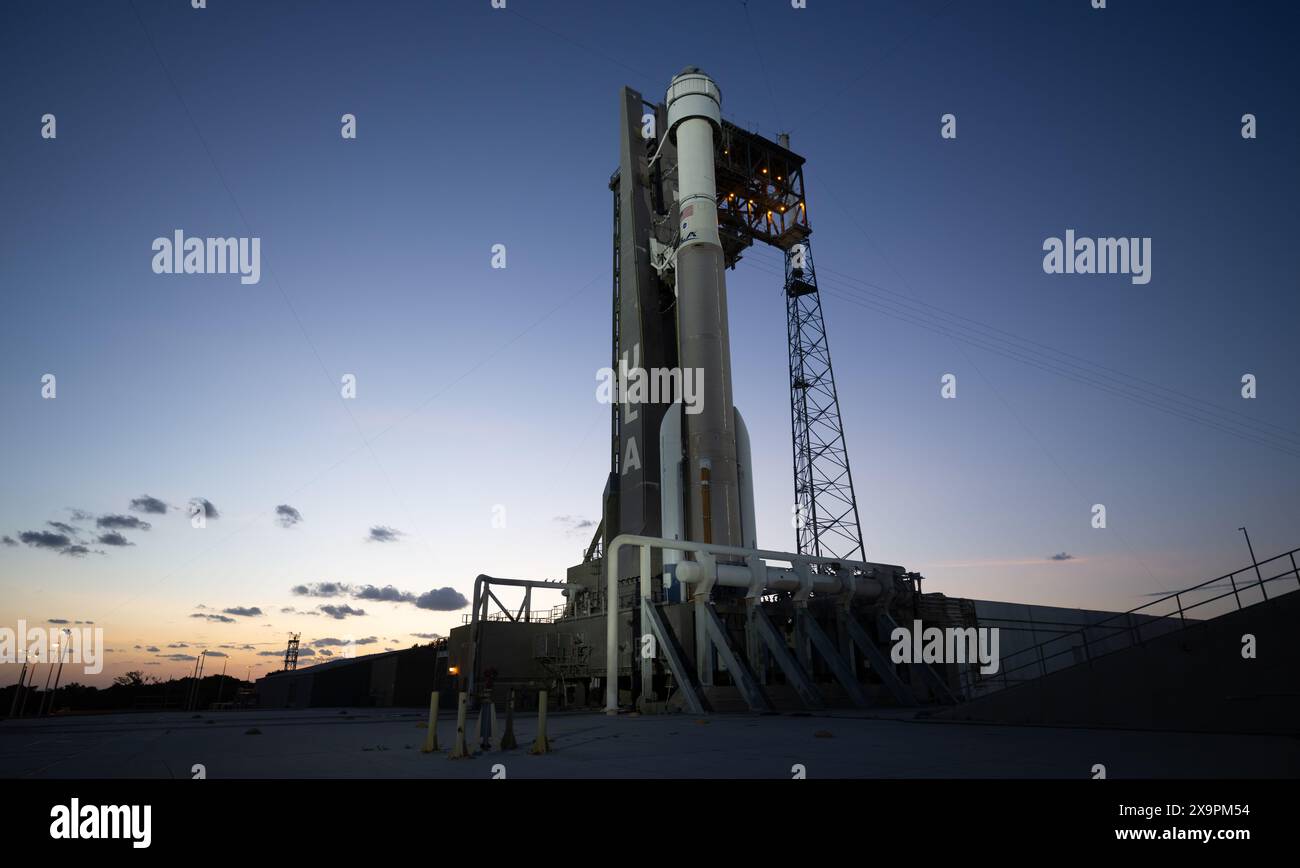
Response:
[2,709,1296,779]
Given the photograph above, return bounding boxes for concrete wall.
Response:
[256,645,444,709]
[256,670,315,709]
[938,589,1300,734]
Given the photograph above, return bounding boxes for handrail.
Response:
[960,546,1300,698]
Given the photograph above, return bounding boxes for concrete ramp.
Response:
[937,588,1300,735]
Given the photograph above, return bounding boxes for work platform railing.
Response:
[958,545,1300,700]
[460,605,566,625]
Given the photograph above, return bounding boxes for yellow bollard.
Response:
[448,691,471,759]
[500,689,517,750]
[529,690,550,755]
[422,691,440,753]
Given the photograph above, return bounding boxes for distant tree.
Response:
[113,671,145,688]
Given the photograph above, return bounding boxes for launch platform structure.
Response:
[282,633,300,672]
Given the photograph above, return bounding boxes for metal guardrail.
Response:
[459,605,566,625]
[959,546,1300,699]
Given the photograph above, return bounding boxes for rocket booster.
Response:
[666,68,743,554]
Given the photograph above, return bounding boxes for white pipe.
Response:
[604,532,895,713]
[673,560,882,600]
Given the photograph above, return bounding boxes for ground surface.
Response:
[1,708,1296,779]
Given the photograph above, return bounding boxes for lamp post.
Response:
[1239,526,1267,600]
[187,650,208,711]
[46,626,71,717]
[8,655,31,719]
[214,657,228,705]
[43,630,72,716]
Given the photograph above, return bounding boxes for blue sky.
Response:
[2,0,1298,684]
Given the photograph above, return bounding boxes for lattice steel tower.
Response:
[785,239,865,563]
[283,633,300,672]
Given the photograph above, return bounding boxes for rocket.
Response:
[665,68,744,553]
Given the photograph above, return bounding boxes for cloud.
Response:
[353,584,414,603]
[19,530,72,550]
[366,525,403,543]
[222,606,263,617]
[97,531,134,547]
[1049,552,1075,561]
[554,515,597,536]
[410,632,443,640]
[66,509,95,522]
[190,498,219,519]
[130,495,168,515]
[318,649,333,657]
[292,582,352,598]
[47,618,69,625]
[168,643,189,648]
[415,587,469,611]
[190,613,236,623]
[275,504,303,528]
[145,646,160,653]
[1,536,15,546]
[311,636,377,647]
[258,647,315,657]
[97,514,151,531]
[205,651,229,658]
[319,604,367,620]
[159,653,197,661]
[290,581,465,613]
[19,527,101,557]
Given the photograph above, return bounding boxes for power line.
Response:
[741,255,1300,460]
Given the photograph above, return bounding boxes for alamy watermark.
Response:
[0,620,104,675]
[151,230,261,285]
[596,349,703,415]
[50,798,150,849]
[1042,229,1151,285]
[890,619,1000,675]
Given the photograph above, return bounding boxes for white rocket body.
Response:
[665,68,744,564]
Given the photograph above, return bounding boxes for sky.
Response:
[1,0,1298,687]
